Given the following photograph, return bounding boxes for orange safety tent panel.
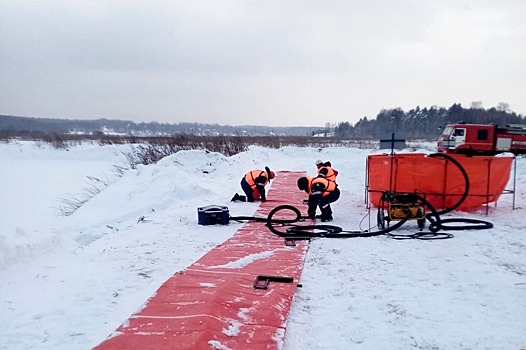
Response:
[94,171,310,350]
[367,153,513,211]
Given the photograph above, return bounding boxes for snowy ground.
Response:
[0,141,525,350]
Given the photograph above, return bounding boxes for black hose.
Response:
[433,218,493,231]
[265,204,411,238]
[386,232,455,240]
[230,205,303,224]
[424,153,493,232]
[427,153,470,215]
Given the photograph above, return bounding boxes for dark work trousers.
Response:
[318,187,340,216]
[241,177,259,202]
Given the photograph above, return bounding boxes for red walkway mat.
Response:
[94,171,310,350]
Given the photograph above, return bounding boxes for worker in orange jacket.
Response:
[232,166,275,202]
[297,175,340,222]
[315,159,338,183]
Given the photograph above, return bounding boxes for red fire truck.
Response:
[437,122,526,155]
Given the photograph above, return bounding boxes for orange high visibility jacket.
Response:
[317,165,338,182]
[244,170,270,190]
[309,177,337,197]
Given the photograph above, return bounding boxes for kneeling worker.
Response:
[232,166,275,202]
[297,175,340,222]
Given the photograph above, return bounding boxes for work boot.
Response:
[231,193,247,202]
[321,214,333,222]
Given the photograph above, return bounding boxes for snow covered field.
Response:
[0,141,525,350]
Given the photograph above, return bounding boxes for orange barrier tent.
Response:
[94,171,309,350]
[367,153,514,211]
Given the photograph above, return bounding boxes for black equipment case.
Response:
[197,205,230,225]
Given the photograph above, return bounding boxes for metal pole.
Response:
[485,158,491,215]
[365,155,372,232]
[513,156,517,210]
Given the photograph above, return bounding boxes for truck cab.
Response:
[437,123,496,155]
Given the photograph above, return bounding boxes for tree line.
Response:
[334,103,525,139]
[1,103,525,140]
[0,115,315,137]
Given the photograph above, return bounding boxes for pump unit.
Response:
[377,191,426,230]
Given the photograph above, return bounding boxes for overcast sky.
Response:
[1,1,525,127]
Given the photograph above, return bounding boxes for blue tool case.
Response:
[197,205,230,225]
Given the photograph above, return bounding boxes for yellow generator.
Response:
[377,191,426,230]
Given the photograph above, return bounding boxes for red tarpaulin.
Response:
[94,171,310,350]
[367,153,514,211]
